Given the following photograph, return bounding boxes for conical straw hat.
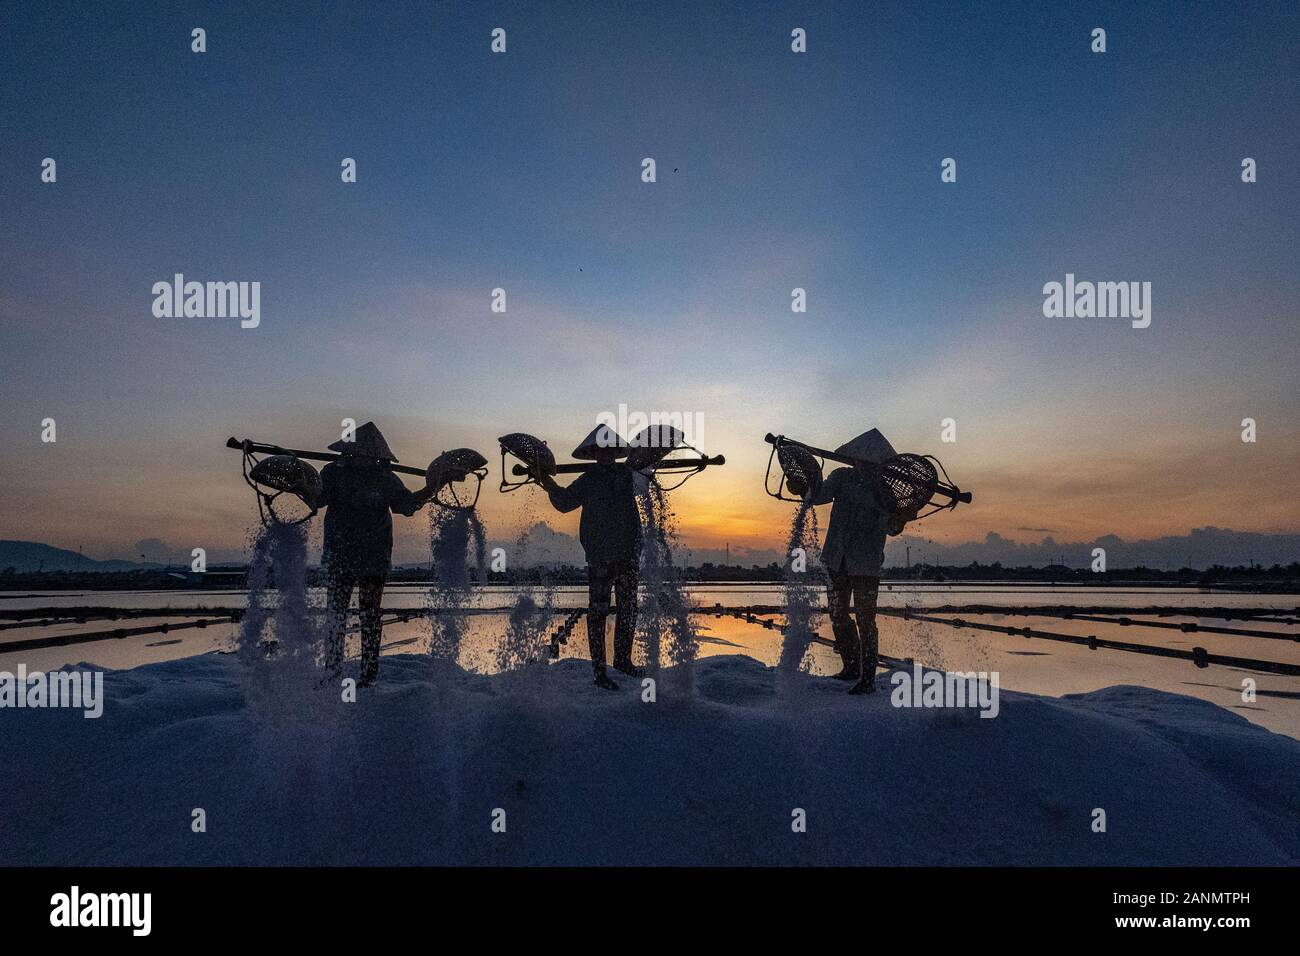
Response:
[572,424,629,460]
[835,428,896,464]
[328,421,397,461]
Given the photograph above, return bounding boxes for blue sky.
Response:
[1,1,1297,562]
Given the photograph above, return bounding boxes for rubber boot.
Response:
[860,621,879,678]
[612,630,644,677]
[830,620,860,680]
[611,615,642,676]
[848,622,879,695]
[848,676,876,695]
[358,626,381,687]
[587,606,618,688]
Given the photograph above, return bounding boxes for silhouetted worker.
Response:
[810,428,917,695]
[316,422,437,686]
[534,425,642,689]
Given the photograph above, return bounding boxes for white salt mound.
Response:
[2,653,1296,865]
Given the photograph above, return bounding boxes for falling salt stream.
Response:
[235,521,352,855]
[778,497,826,695]
[496,520,559,676]
[236,521,319,711]
[236,524,279,666]
[426,506,487,666]
[420,504,490,843]
[635,476,700,695]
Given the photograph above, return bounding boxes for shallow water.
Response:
[7,583,1292,612]
[3,587,1298,737]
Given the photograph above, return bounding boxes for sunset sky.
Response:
[2,1,1297,566]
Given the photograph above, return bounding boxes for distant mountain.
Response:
[0,541,154,573]
[8,523,1299,575]
[466,523,1300,571]
[889,527,1300,570]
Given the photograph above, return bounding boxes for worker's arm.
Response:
[310,464,337,511]
[388,471,436,516]
[536,470,584,514]
[808,467,844,506]
[887,505,921,536]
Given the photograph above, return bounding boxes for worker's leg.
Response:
[826,570,859,680]
[323,564,356,678]
[586,563,616,687]
[357,576,386,686]
[848,575,880,695]
[611,561,641,675]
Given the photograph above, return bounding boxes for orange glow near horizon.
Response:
[4,402,1299,564]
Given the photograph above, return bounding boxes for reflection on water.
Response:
[3,583,1295,612]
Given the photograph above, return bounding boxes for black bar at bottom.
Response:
[0,866,1285,941]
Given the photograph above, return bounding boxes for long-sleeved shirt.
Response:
[318,459,424,576]
[546,463,642,565]
[812,467,904,576]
